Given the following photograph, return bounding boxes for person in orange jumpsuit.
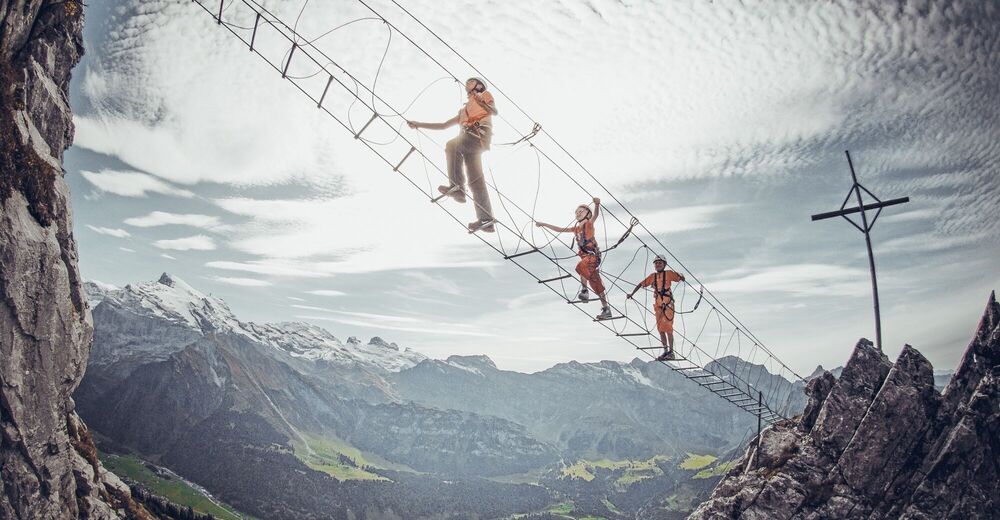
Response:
[627,256,685,360]
[535,197,612,320]
[407,77,498,233]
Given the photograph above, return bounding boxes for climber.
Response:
[535,197,612,320]
[407,77,498,233]
[627,256,685,360]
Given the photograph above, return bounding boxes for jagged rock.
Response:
[799,371,836,431]
[369,336,399,350]
[835,345,939,495]
[0,1,153,517]
[810,338,892,456]
[690,293,1000,520]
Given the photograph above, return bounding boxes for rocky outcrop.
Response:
[0,1,151,517]
[690,292,1000,519]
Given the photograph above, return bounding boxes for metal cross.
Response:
[811,151,909,350]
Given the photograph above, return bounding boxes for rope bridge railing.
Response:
[191,0,806,425]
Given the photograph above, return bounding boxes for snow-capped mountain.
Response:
[76,273,803,519]
[85,273,427,374]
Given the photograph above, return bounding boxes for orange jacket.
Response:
[459,91,494,128]
[640,270,682,303]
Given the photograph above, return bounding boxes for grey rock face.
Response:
[809,338,893,457]
[690,292,1000,520]
[0,1,149,518]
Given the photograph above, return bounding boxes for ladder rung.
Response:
[617,332,651,337]
[393,146,416,172]
[504,249,540,260]
[354,112,379,139]
[592,315,625,321]
[317,75,334,108]
[538,274,572,284]
[249,12,261,51]
[717,393,743,399]
[281,42,297,78]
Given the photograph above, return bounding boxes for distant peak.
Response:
[369,337,399,351]
[157,272,196,292]
[445,355,497,370]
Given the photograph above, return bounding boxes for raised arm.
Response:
[590,197,601,222]
[535,221,574,233]
[407,114,459,131]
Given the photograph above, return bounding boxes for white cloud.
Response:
[212,276,272,287]
[86,225,131,238]
[298,314,496,338]
[153,235,216,251]
[708,264,870,298]
[125,211,227,230]
[213,194,500,273]
[205,260,333,278]
[639,205,736,235]
[161,253,177,260]
[118,247,136,253]
[307,289,346,297]
[80,170,194,198]
[880,229,991,254]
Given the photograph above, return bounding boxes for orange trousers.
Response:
[576,255,605,295]
[655,299,675,333]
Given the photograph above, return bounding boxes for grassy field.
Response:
[291,433,390,481]
[694,460,736,479]
[560,455,671,490]
[678,453,717,470]
[99,453,246,520]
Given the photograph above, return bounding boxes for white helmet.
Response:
[467,77,487,92]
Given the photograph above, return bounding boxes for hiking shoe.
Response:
[656,350,676,361]
[467,219,496,233]
[437,185,467,203]
[576,289,590,303]
[596,307,612,320]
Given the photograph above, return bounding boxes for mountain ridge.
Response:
[690,291,1000,519]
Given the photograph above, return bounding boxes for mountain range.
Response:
[75,273,799,518]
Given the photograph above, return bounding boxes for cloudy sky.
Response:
[67,0,999,375]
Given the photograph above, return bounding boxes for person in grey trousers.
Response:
[408,77,497,233]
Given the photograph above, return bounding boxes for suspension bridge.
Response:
[191,0,807,426]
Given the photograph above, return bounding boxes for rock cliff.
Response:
[0,2,151,517]
[690,292,1000,519]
